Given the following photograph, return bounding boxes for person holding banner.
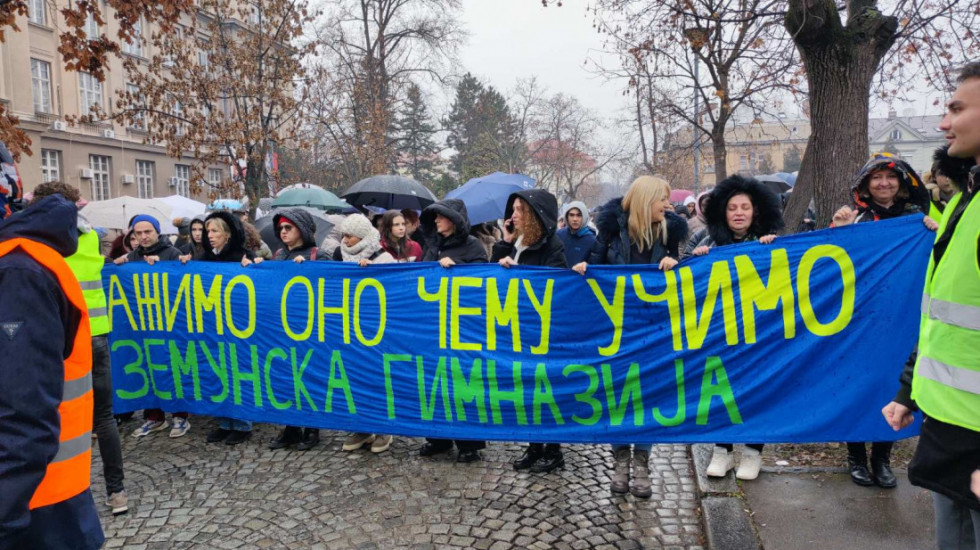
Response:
[178,216,207,260]
[492,189,568,474]
[379,210,422,262]
[419,198,490,463]
[261,208,329,451]
[331,214,397,453]
[883,61,980,550]
[201,211,257,445]
[832,152,936,488]
[123,214,192,439]
[573,175,687,498]
[689,174,783,481]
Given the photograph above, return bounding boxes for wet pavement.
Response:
[92,417,706,549]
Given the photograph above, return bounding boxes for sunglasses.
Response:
[279,224,295,231]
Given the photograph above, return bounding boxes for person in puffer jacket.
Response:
[831,152,937,228]
[572,175,686,499]
[261,208,328,451]
[418,198,489,463]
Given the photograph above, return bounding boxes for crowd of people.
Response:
[1,61,977,550]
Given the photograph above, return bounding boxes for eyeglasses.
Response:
[279,224,295,231]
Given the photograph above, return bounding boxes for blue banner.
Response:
[105,216,933,443]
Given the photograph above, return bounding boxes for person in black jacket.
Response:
[418,198,489,462]
[573,175,686,499]
[688,175,783,482]
[117,214,183,265]
[200,211,256,445]
[0,194,105,550]
[178,216,207,260]
[492,189,568,473]
[262,208,326,451]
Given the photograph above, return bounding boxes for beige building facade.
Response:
[1,0,224,202]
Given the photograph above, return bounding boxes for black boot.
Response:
[847,456,874,486]
[871,459,897,488]
[296,428,320,451]
[269,426,303,450]
[513,443,544,470]
[531,444,565,473]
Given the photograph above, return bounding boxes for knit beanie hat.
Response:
[131,214,161,234]
[338,214,374,240]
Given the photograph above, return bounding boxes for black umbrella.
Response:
[343,175,437,211]
[755,174,791,194]
[254,206,337,253]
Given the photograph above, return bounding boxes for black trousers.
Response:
[426,438,486,452]
[719,443,764,452]
[93,336,125,494]
[846,441,893,462]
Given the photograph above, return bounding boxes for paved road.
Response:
[91,418,705,549]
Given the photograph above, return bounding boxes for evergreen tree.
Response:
[445,73,486,182]
[394,83,440,182]
[445,74,521,183]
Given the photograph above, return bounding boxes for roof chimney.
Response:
[888,108,897,119]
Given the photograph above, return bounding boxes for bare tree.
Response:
[591,0,797,183]
[311,0,463,186]
[527,93,626,203]
[114,0,315,214]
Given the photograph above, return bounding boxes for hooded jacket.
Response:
[491,189,567,268]
[0,195,104,550]
[688,175,785,251]
[420,199,488,264]
[272,209,322,261]
[555,201,595,266]
[587,196,688,266]
[179,215,207,258]
[202,211,254,263]
[850,152,930,223]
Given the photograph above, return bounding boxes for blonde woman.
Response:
[572,175,688,498]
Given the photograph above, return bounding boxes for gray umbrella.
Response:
[342,175,437,211]
[254,206,336,254]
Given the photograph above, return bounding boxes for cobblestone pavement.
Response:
[92,418,705,549]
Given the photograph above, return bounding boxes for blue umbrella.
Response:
[444,172,537,224]
[208,198,244,212]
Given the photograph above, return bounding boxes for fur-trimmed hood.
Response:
[202,210,249,262]
[851,152,930,213]
[703,175,784,246]
[592,196,688,264]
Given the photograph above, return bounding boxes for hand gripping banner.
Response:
[105,216,933,444]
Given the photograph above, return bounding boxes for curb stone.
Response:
[691,444,762,550]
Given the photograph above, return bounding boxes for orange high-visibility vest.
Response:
[0,237,93,509]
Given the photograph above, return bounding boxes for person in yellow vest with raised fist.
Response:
[883,61,980,550]
[0,191,104,550]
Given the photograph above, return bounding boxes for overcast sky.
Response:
[454,0,945,122]
[456,0,624,119]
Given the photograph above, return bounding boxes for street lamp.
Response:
[684,27,711,194]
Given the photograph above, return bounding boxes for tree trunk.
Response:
[783,0,898,231]
[711,125,728,183]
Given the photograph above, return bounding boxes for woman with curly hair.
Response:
[688,174,784,481]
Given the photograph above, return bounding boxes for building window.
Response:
[41,149,61,183]
[31,59,52,114]
[79,72,103,114]
[174,164,190,197]
[126,84,146,130]
[890,129,902,141]
[197,48,210,71]
[208,168,222,189]
[83,7,99,39]
[123,18,143,57]
[136,160,154,198]
[739,155,749,171]
[90,155,111,201]
[28,0,46,25]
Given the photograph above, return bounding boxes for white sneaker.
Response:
[169,417,190,438]
[706,446,733,477]
[736,447,762,480]
[132,420,167,438]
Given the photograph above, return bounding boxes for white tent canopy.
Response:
[80,196,178,234]
[159,194,207,220]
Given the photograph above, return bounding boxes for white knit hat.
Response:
[338,213,375,240]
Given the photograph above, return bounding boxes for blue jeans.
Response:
[612,444,652,453]
[934,492,980,550]
[219,418,251,432]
